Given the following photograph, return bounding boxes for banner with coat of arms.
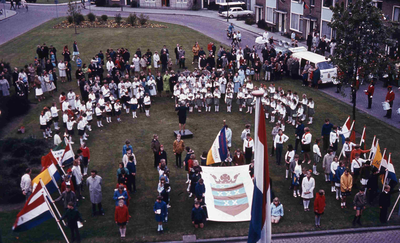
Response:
[202,165,254,222]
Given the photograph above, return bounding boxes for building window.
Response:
[323,0,333,8]
[266,7,274,23]
[216,0,225,3]
[372,1,382,10]
[291,13,301,32]
[321,20,332,39]
[176,0,187,2]
[310,0,315,6]
[394,7,400,22]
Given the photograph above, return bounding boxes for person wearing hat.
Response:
[384,86,395,118]
[57,202,83,243]
[365,81,374,109]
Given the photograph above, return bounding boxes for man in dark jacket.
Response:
[58,202,83,243]
[379,185,399,223]
[307,33,313,51]
[367,167,379,204]
[295,120,305,152]
[192,201,207,228]
[321,118,333,153]
[53,185,77,210]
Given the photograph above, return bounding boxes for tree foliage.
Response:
[67,0,82,33]
[329,0,393,83]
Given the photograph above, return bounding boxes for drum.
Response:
[382,102,390,111]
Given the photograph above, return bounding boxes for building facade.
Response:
[254,0,400,41]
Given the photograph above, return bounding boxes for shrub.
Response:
[138,13,149,26]
[101,14,108,22]
[127,13,137,26]
[257,19,266,29]
[115,13,122,25]
[245,16,255,25]
[111,3,120,7]
[130,0,139,7]
[67,15,74,24]
[207,2,218,10]
[95,0,106,6]
[87,12,96,22]
[75,13,85,25]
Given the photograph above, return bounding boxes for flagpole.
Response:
[368,136,376,160]
[40,179,66,226]
[43,193,70,243]
[388,192,400,221]
[359,126,365,147]
[378,149,387,172]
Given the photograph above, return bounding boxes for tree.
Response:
[329,0,393,120]
[67,0,82,34]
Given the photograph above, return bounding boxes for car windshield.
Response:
[317,61,334,70]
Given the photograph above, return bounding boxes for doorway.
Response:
[278,13,286,33]
[203,0,208,8]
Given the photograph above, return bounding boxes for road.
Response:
[0,3,399,131]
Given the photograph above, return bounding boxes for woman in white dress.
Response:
[153,52,160,73]
[34,75,44,102]
[44,71,56,95]
[58,60,66,82]
[148,77,157,97]
[301,171,315,211]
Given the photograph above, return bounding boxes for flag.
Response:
[41,152,58,171]
[303,0,309,9]
[32,164,61,195]
[207,127,229,165]
[59,140,74,167]
[12,194,53,232]
[371,141,382,169]
[385,153,397,184]
[340,116,352,144]
[248,97,271,243]
[52,139,66,162]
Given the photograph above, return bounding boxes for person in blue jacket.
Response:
[154,195,168,233]
[195,179,206,205]
[113,185,128,206]
[122,140,133,156]
[191,201,207,228]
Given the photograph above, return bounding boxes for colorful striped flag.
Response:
[12,194,53,232]
[248,92,271,243]
[32,164,61,195]
[207,127,229,165]
[340,116,352,144]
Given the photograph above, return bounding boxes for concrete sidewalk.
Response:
[0,9,17,21]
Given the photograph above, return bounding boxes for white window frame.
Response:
[176,0,188,3]
[321,20,332,40]
[290,13,302,32]
[266,7,275,24]
[310,0,315,7]
[393,6,400,23]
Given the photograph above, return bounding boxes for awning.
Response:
[301,15,318,21]
[274,9,287,14]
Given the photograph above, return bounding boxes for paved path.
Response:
[0,9,16,21]
[0,4,399,130]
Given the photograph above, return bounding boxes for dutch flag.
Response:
[248,91,271,243]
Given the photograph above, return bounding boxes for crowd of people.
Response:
[10,35,399,243]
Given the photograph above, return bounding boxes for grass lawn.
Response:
[1,18,400,243]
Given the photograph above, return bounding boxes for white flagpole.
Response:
[338,120,355,160]
[359,126,366,147]
[39,179,66,226]
[338,143,345,160]
[388,193,400,222]
[378,149,387,172]
[43,193,70,243]
[368,136,376,160]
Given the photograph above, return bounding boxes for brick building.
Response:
[253,0,400,41]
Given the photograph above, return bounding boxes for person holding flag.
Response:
[57,202,84,243]
[301,127,312,164]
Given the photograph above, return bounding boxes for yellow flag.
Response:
[372,143,382,169]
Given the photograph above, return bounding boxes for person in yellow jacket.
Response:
[192,43,200,65]
[173,134,185,168]
[340,169,353,208]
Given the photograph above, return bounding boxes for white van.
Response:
[289,47,337,84]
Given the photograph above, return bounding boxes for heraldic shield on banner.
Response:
[202,165,254,222]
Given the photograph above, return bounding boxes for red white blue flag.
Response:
[248,93,271,243]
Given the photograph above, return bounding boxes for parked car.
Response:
[219,7,253,19]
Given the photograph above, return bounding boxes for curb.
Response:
[151,225,400,242]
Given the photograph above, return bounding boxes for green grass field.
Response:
[1,18,400,243]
